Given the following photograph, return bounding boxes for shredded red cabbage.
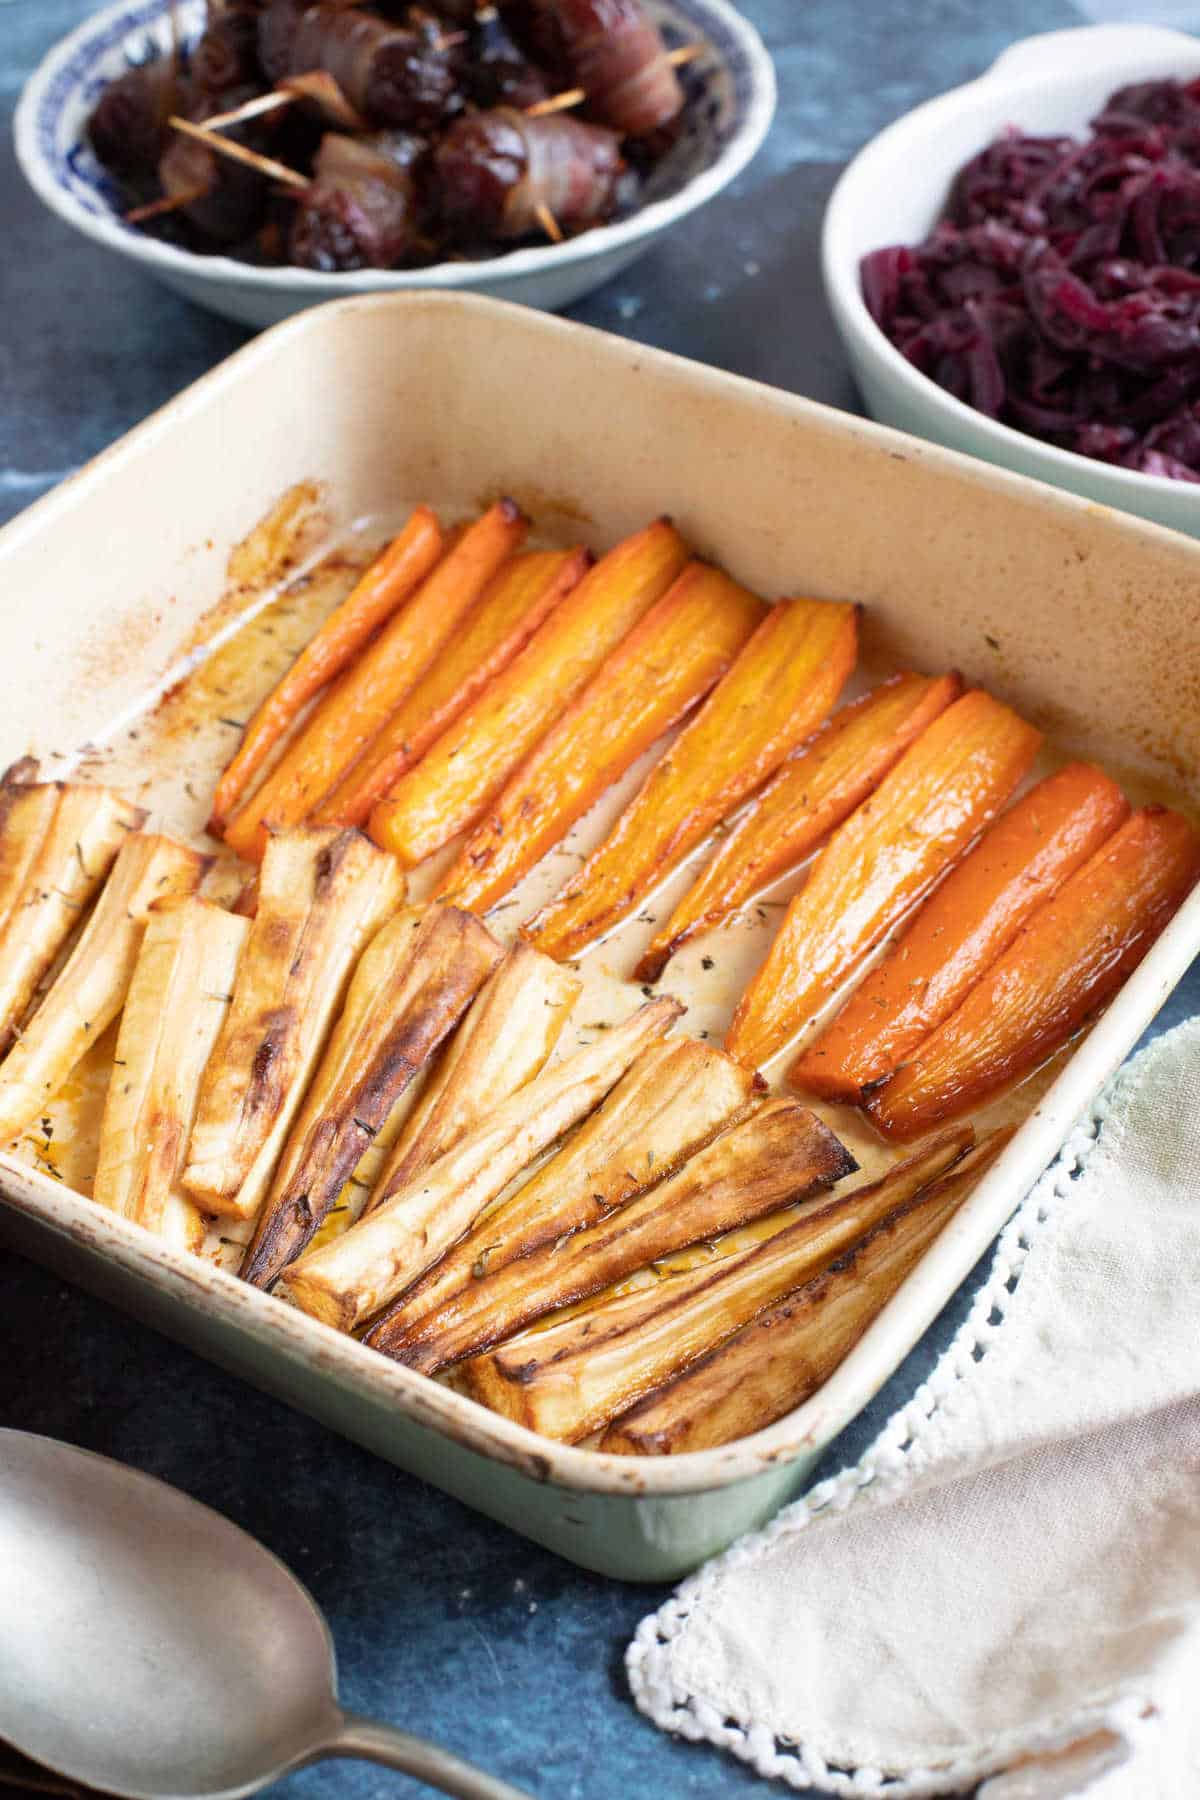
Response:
[860,78,1200,480]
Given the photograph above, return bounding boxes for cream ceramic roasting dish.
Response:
[0,292,1197,1580]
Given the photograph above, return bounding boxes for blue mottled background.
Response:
[1,2,1198,1796]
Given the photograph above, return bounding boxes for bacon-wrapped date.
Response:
[157,88,269,243]
[434,107,623,240]
[91,0,693,267]
[87,60,179,178]
[290,129,426,268]
[191,11,263,94]
[259,1,464,130]
[466,6,554,111]
[515,0,683,138]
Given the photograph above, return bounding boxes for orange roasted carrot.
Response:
[635,672,962,983]
[725,691,1042,1070]
[367,519,689,868]
[222,500,527,862]
[868,806,1200,1141]
[311,548,588,828]
[791,763,1130,1104]
[208,505,442,832]
[521,597,859,963]
[439,564,767,915]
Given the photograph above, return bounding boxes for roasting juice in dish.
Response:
[18,480,1194,1292]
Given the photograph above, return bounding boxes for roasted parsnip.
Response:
[223,502,527,860]
[635,672,962,982]
[278,996,683,1332]
[0,762,56,917]
[0,833,208,1144]
[523,597,859,962]
[182,827,405,1219]
[366,1034,760,1364]
[461,1128,974,1440]
[240,903,502,1288]
[92,897,250,1251]
[868,806,1200,1140]
[368,519,689,868]
[726,690,1042,1068]
[440,563,766,914]
[407,1098,855,1373]
[314,549,589,828]
[600,1131,1012,1453]
[0,775,147,1057]
[0,772,62,1031]
[792,763,1129,1103]
[367,941,581,1209]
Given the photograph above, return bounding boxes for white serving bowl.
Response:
[822,23,1200,536]
[15,0,775,329]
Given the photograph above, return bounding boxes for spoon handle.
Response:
[332,1713,535,1800]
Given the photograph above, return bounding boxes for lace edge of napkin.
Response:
[627,1058,1146,1799]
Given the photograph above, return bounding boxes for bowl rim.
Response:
[820,21,1200,506]
[14,0,776,296]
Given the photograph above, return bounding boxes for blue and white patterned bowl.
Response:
[15,0,776,328]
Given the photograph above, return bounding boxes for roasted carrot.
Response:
[439,564,767,915]
[868,806,1200,1141]
[367,519,689,867]
[636,672,962,983]
[208,505,442,831]
[222,500,527,861]
[725,691,1042,1069]
[791,763,1130,1104]
[312,548,588,828]
[521,597,859,963]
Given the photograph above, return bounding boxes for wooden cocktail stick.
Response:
[534,202,564,243]
[202,89,294,130]
[202,70,365,134]
[167,117,311,189]
[125,183,209,224]
[281,70,369,129]
[525,45,706,119]
[526,87,587,117]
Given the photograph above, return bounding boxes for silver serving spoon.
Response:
[0,1429,534,1800]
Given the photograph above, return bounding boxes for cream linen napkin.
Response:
[628,1016,1200,1799]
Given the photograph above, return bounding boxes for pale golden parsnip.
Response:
[0,764,58,931]
[368,1035,759,1367]
[368,941,581,1210]
[182,827,405,1221]
[240,903,502,1289]
[600,1130,1012,1454]
[0,770,146,1056]
[425,1098,855,1375]
[93,898,250,1251]
[0,833,208,1144]
[278,996,684,1332]
[462,1128,973,1441]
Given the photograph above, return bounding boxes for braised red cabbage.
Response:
[860,78,1200,481]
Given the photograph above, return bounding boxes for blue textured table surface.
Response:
[2,3,1199,1797]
